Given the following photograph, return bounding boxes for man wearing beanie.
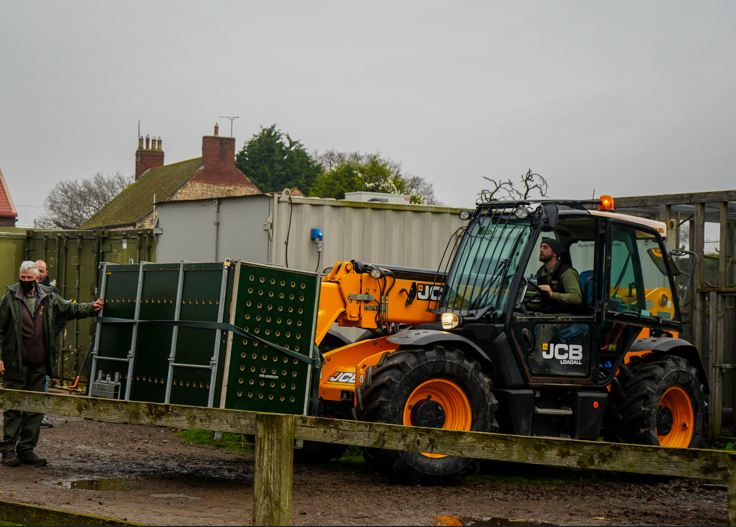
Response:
[527,238,582,314]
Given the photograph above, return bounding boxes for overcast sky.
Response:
[1,1,734,225]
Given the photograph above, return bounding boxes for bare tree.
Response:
[404,174,442,206]
[479,169,549,203]
[37,172,133,229]
[314,149,367,172]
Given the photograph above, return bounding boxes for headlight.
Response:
[458,210,472,221]
[515,207,529,219]
[369,268,382,280]
[441,312,461,330]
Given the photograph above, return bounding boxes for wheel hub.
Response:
[410,399,446,428]
[657,405,674,436]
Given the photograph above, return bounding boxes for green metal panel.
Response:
[0,232,26,294]
[90,260,320,415]
[221,262,320,414]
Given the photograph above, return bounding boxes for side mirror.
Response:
[539,204,558,232]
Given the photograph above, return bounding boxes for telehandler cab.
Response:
[314,197,708,485]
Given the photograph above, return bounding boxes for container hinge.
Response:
[264,211,273,241]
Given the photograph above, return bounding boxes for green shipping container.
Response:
[0,228,156,385]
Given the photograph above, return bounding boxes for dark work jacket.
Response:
[40,276,67,337]
[20,288,47,367]
[0,283,96,379]
[534,262,585,315]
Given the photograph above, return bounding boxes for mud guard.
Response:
[320,328,353,351]
[387,329,495,373]
[628,337,710,394]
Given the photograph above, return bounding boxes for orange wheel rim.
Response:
[657,387,694,448]
[403,379,472,459]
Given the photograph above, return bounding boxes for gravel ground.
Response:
[0,414,729,526]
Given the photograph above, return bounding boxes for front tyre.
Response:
[359,346,498,485]
[606,354,706,448]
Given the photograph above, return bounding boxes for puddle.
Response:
[434,516,555,526]
[57,478,131,491]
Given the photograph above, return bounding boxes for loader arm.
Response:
[315,260,441,345]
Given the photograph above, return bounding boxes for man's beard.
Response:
[539,253,552,263]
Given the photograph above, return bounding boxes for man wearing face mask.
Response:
[0,261,103,467]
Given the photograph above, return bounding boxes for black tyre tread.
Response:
[359,345,498,485]
[604,353,706,447]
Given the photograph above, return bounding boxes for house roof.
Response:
[82,157,203,229]
[0,165,18,219]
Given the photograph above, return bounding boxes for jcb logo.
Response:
[416,284,443,302]
[542,343,583,361]
[328,372,356,384]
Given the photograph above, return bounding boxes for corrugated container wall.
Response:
[0,231,27,290]
[155,193,467,273]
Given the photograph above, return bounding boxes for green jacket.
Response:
[0,283,96,380]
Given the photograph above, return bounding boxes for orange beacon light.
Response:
[599,195,615,211]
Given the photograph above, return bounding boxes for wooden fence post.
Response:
[729,456,736,526]
[710,291,723,439]
[253,413,295,526]
[693,203,706,363]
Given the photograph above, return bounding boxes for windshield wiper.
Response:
[469,258,510,311]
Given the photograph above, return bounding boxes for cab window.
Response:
[608,225,676,320]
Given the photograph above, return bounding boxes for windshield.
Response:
[441,212,532,316]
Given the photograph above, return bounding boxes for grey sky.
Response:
[1,1,734,225]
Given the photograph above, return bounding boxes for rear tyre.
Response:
[605,354,706,448]
[359,346,498,485]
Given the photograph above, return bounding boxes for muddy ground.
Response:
[0,411,729,526]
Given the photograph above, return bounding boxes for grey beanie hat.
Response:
[541,238,563,257]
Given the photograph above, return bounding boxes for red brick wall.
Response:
[0,216,16,227]
[192,136,258,189]
[136,149,165,180]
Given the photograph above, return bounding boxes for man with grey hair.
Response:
[0,261,103,467]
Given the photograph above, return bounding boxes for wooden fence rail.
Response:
[1,388,736,525]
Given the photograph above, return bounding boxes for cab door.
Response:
[598,221,682,378]
[510,216,605,384]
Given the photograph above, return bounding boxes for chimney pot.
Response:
[136,133,164,181]
[158,137,163,150]
[214,123,219,136]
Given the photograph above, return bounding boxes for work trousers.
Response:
[0,365,47,456]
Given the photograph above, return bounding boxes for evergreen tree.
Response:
[235,125,322,194]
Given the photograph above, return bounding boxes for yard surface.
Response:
[0,414,728,526]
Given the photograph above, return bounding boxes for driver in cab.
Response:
[526,238,582,314]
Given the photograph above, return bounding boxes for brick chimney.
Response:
[135,133,165,181]
[192,124,255,186]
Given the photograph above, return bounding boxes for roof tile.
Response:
[82,157,203,229]
[0,165,18,218]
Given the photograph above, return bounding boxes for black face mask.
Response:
[20,280,36,294]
